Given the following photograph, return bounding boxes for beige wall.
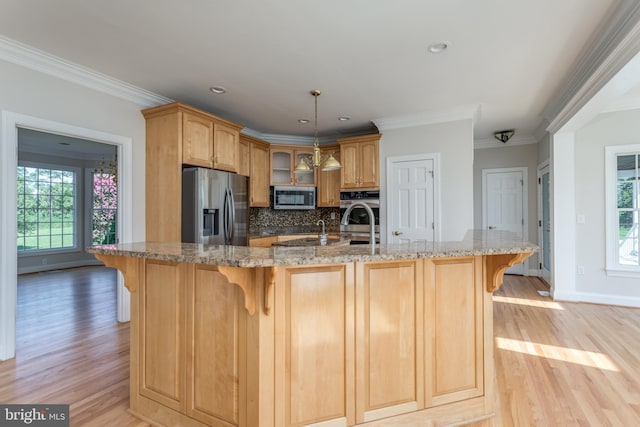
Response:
[379,119,474,242]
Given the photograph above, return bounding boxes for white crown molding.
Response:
[372,104,481,132]
[0,35,172,107]
[241,127,336,146]
[543,0,640,133]
[474,134,538,149]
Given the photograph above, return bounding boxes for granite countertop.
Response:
[88,230,538,268]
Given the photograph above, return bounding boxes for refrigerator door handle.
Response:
[229,188,236,242]
[223,188,229,244]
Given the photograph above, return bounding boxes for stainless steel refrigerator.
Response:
[182,167,248,245]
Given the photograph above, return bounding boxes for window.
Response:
[606,145,640,276]
[91,171,118,245]
[17,165,77,252]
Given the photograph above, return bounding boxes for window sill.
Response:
[605,268,640,278]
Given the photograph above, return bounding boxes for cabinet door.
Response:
[355,260,423,423]
[271,149,293,185]
[292,150,315,186]
[186,265,245,426]
[139,260,187,413]
[424,257,484,407]
[274,264,355,427]
[213,122,239,172]
[317,148,341,206]
[182,113,214,168]
[340,142,360,189]
[250,142,270,207]
[359,139,379,188]
[238,138,250,176]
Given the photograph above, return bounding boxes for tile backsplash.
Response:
[249,207,341,233]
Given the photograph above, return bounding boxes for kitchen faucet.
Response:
[341,202,376,246]
[316,219,327,245]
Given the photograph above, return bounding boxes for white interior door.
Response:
[387,155,437,244]
[482,168,528,275]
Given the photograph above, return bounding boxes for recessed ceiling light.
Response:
[298,119,310,124]
[338,116,351,121]
[428,42,448,53]
[209,86,226,94]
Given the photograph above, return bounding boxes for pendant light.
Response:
[294,90,341,173]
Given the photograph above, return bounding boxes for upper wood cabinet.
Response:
[241,134,270,207]
[182,112,214,168]
[141,102,243,242]
[270,146,316,186]
[317,145,341,207]
[338,134,381,189]
[238,136,250,176]
[213,122,240,173]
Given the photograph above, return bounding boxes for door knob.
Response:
[393,231,403,236]
[488,226,496,230]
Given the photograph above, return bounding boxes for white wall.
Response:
[473,143,539,271]
[573,109,640,302]
[379,119,474,241]
[0,59,147,241]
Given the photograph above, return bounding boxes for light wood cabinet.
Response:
[338,134,381,189]
[134,259,249,427]
[238,136,250,177]
[182,112,214,168]
[270,146,315,186]
[213,122,240,173]
[274,264,355,427]
[356,260,423,423]
[242,135,270,207]
[96,250,531,427]
[142,102,243,242]
[317,145,341,207]
[424,256,484,407]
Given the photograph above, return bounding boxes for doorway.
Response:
[0,111,133,360]
[482,167,528,275]
[386,153,440,243]
[538,163,551,284]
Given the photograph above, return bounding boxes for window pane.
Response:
[618,211,639,266]
[16,165,76,252]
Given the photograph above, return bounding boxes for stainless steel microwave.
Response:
[273,186,316,210]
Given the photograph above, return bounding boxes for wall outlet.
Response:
[577,265,584,275]
[577,214,585,224]
[330,212,336,220]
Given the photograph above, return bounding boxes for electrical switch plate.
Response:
[577,214,585,224]
[331,212,336,220]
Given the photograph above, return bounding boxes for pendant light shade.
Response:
[293,89,342,173]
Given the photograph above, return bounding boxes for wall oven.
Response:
[339,191,380,244]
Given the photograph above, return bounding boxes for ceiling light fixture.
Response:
[494,129,515,143]
[338,116,351,121]
[428,42,448,53]
[294,90,341,173]
[298,119,310,124]
[209,86,226,94]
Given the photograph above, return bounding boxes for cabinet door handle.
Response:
[488,226,496,230]
[393,231,403,236]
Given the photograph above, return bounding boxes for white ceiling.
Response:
[0,0,636,142]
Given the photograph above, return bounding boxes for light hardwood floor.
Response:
[1,267,639,426]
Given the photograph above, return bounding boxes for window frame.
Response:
[605,144,640,277]
[16,161,81,256]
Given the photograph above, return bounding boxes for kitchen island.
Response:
[88,231,535,427]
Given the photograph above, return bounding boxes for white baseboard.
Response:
[18,259,103,275]
[525,268,540,277]
[553,290,640,308]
